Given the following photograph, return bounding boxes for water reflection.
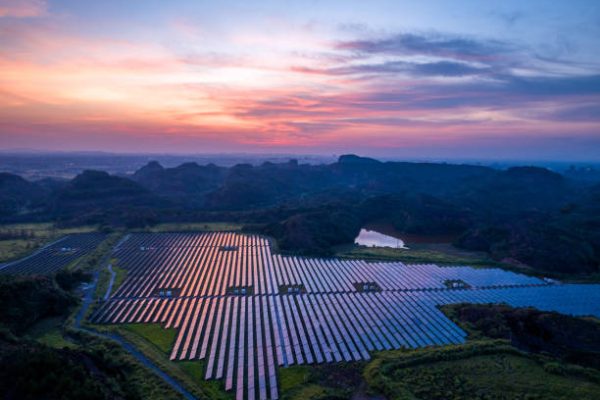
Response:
[354,228,407,249]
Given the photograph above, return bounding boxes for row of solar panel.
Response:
[117,232,270,249]
[111,233,546,298]
[0,233,106,275]
[94,284,600,400]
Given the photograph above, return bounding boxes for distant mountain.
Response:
[454,166,570,221]
[337,154,381,165]
[49,170,166,227]
[205,160,322,209]
[0,155,597,275]
[0,173,46,217]
[132,161,226,207]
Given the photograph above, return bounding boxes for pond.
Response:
[354,228,407,249]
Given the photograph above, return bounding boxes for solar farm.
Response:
[0,233,106,275]
[92,232,600,400]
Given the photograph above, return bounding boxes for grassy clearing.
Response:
[94,265,111,300]
[363,306,600,400]
[278,361,365,400]
[177,360,206,381]
[0,239,36,263]
[365,342,600,400]
[282,384,326,400]
[0,223,97,263]
[94,258,127,301]
[178,360,232,398]
[122,323,177,354]
[69,330,186,400]
[276,335,600,399]
[145,222,243,232]
[336,243,496,266]
[112,264,128,291]
[89,323,233,400]
[279,365,310,392]
[75,233,122,272]
[25,316,76,349]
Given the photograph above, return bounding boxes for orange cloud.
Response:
[1,11,599,158]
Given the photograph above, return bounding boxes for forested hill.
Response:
[1,155,598,276]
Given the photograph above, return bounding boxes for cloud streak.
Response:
[0,3,599,160]
[337,32,513,61]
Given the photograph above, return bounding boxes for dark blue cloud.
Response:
[504,74,600,96]
[548,104,600,122]
[300,60,488,78]
[412,61,487,76]
[324,74,600,113]
[338,32,512,60]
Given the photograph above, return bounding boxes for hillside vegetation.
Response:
[1,155,599,277]
[0,273,184,400]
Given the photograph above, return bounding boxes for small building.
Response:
[228,285,253,295]
[443,279,470,289]
[220,246,239,252]
[352,281,382,293]
[279,284,304,295]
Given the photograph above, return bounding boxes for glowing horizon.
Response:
[1,0,599,160]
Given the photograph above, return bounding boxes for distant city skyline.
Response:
[1,0,599,160]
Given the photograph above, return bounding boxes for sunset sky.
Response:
[1,0,599,160]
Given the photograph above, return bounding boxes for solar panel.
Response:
[92,232,600,400]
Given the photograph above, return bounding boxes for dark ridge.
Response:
[337,154,381,164]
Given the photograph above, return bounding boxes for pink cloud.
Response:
[0,10,598,160]
[0,0,46,18]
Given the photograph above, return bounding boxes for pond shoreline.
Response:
[362,222,460,245]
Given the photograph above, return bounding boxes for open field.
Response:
[25,316,77,349]
[365,341,600,400]
[278,362,366,400]
[90,231,600,400]
[123,323,178,354]
[336,242,496,266]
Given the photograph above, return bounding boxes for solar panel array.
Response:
[0,233,106,275]
[92,232,600,400]
[109,232,545,299]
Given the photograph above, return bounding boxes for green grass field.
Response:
[178,360,232,398]
[112,264,128,290]
[364,342,600,400]
[278,361,366,400]
[106,323,233,400]
[279,365,310,392]
[94,258,127,301]
[122,323,177,354]
[275,325,600,400]
[25,316,76,349]
[336,242,496,266]
[144,222,243,232]
[0,223,97,263]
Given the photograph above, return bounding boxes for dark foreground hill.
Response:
[362,304,600,400]
[0,274,183,400]
[0,155,598,276]
[0,173,48,218]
